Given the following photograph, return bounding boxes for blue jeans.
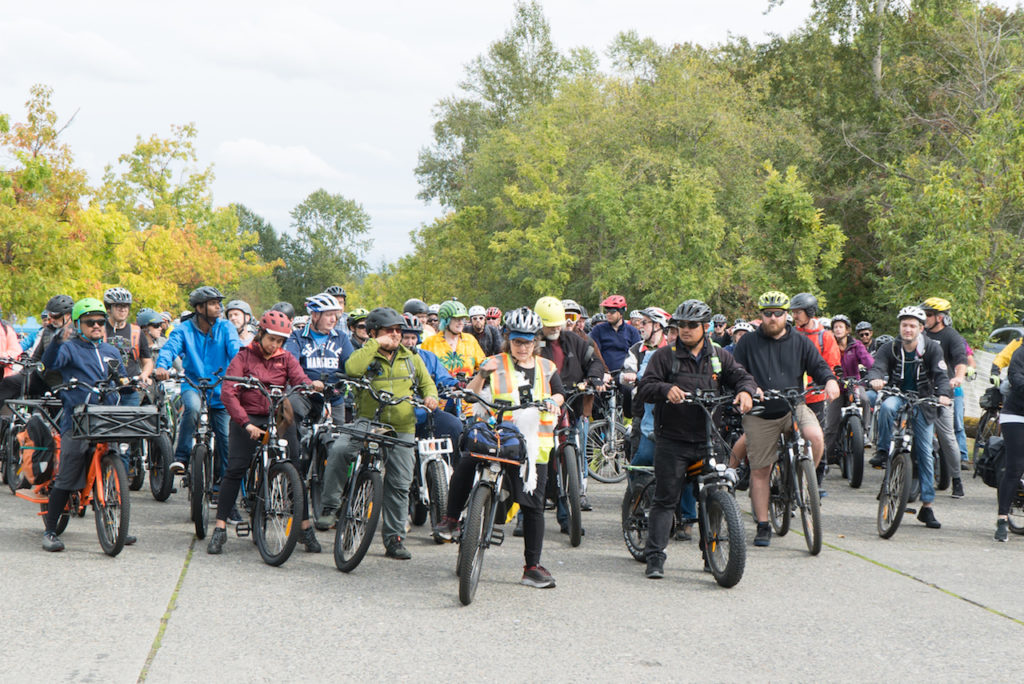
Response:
[174,389,230,481]
[875,395,936,504]
[953,392,968,463]
[630,434,696,520]
[416,408,464,468]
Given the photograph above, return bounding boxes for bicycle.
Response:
[1,359,54,492]
[223,376,307,567]
[298,388,343,529]
[586,376,629,483]
[549,383,593,548]
[832,379,866,489]
[408,404,455,544]
[169,370,224,540]
[973,377,1002,465]
[762,387,823,556]
[140,377,176,502]
[874,387,942,539]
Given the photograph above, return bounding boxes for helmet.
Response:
[734,318,746,326]
[485,306,502,320]
[136,308,163,327]
[293,315,309,328]
[640,307,671,329]
[789,292,818,317]
[72,297,107,323]
[270,301,296,320]
[757,290,790,310]
[503,307,542,336]
[820,317,832,329]
[428,304,441,314]
[258,310,292,338]
[920,297,951,313]
[224,300,252,318]
[348,307,370,323]
[733,321,754,334]
[831,314,851,328]
[898,305,927,324]
[671,299,713,324]
[711,313,727,325]
[365,307,405,332]
[629,309,642,320]
[534,296,565,327]
[325,285,347,299]
[45,294,74,317]
[401,313,423,334]
[305,293,343,314]
[590,313,606,325]
[160,311,172,324]
[561,299,582,315]
[403,298,428,315]
[189,286,225,308]
[103,287,132,306]
[876,334,895,347]
[438,300,469,330]
[468,305,487,318]
[600,294,627,310]
[855,321,872,332]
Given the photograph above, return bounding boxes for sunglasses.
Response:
[80,318,106,328]
[565,313,580,322]
[676,321,702,329]
[761,310,786,318]
[380,326,402,335]
[355,323,367,330]
[858,331,871,337]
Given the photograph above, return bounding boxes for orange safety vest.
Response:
[487,353,557,463]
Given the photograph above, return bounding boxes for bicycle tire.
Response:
[877,451,912,539]
[426,460,449,544]
[308,443,327,525]
[458,484,492,606]
[621,479,653,562]
[844,416,865,489]
[253,460,303,566]
[4,428,25,493]
[191,444,209,539]
[585,419,629,483]
[704,488,746,587]
[972,410,999,464]
[563,444,583,547]
[768,458,790,537]
[334,468,383,573]
[1008,488,1024,535]
[410,476,429,527]
[935,447,951,492]
[128,448,145,491]
[796,459,822,555]
[148,434,174,502]
[94,451,130,557]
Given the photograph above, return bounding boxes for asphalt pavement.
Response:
[1,460,1021,683]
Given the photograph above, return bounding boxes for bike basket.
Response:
[417,438,453,457]
[71,404,160,440]
[979,386,1002,411]
[463,421,526,464]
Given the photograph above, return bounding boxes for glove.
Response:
[724,467,738,485]
[991,374,1003,386]
[966,367,976,381]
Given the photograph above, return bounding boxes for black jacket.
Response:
[1003,343,1024,418]
[864,337,952,420]
[539,330,603,387]
[636,339,756,443]
[471,325,503,357]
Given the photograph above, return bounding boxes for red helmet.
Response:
[601,294,627,309]
[485,306,502,320]
[259,310,293,338]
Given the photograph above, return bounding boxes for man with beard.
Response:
[468,305,502,356]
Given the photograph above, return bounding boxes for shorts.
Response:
[741,404,819,470]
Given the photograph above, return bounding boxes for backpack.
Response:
[979,386,1002,411]
[973,435,1005,489]
[16,415,59,485]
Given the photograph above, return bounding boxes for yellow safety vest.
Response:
[487,353,557,464]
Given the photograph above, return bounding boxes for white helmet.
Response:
[468,305,487,317]
[733,322,754,334]
[503,306,542,335]
[898,305,927,324]
[428,303,441,314]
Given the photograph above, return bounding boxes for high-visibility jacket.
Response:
[486,353,557,464]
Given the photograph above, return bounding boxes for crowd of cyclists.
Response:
[2,281,1021,593]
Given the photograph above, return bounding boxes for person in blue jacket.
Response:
[41,298,131,552]
[154,286,241,485]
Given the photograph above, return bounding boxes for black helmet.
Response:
[189,286,225,308]
[325,285,347,298]
[671,299,712,324]
[365,307,405,332]
[789,293,818,317]
[270,301,296,320]
[403,298,428,315]
[855,321,872,332]
[711,313,727,325]
[45,294,74,316]
[876,334,895,347]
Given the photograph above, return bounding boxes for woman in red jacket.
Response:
[207,310,324,555]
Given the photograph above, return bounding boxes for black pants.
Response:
[216,418,307,524]
[644,436,702,562]
[446,454,548,567]
[44,433,94,533]
[998,422,1024,516]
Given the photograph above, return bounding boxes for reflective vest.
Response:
[103,323,141,361]
[487,353,557,464]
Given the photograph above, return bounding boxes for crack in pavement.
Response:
[137,537,196,682]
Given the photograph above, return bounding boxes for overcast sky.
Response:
[1,0,818,265]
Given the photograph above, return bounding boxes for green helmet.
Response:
[438,300,468,330]
[757,290,791,311]
[72,297,108,323]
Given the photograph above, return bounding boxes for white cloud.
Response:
[215,138,349,182]
[0,18,146,84]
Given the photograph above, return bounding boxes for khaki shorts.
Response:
[741,404,819,470]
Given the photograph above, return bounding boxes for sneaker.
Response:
[169,460,186,475]
[579,494,592,512]
[951,479,964,499]
[208,492,219,509]
[675,524,693,542]
[207,527,227,554]
[559,522,585,536]
[961,460,971,471]
[754,521,771,547]
[645,557,665,579]
[385,537,412,560]
[869,451,887,469]
[995,518,1009,542]
[227,507,244,525]
[315,507,338,531]
[513,514,524,538]
[819,489,828,499]
[735,463,750,491]
[42,531,64,552]
[124,535,137,546]
[917,506,941,529]
[434,516,459,541]
[301,527,321,553]
[521,565,556,588]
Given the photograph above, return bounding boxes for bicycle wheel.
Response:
[94,451,130,557]
[410,477,429,526]
[972,410,999,464]
[334,468,383,573]
[621,479,654,562]
[934,445,951,492]
[426,460,449,544]
[704,488,746,588]
[562,444,583,547]
[5,428,25,493]
[796,459,822,555]
[128,447,145,491]
[253,460,303,566]
[768,459,790,537]
[308,443,327,525]
[458,484,492,606]
[585,419,629,483]
[148,434,174,502]
[1008,487,1024,535]
[191,445,209,539]
[844,416,865,489]
[877,451,912,539]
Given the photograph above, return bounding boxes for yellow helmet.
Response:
[920,297,951,312]
[534,296,566,327]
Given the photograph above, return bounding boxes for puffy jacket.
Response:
[222,341,312,427]
[156,317,241,409]
[345,338,437,435]
[42,334,126,433]
[589,321,641,372]
[795,319,840,403]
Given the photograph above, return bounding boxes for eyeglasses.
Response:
[80,318,106,328]
[761,310,786,319]
[676,321,702,329]
[510,338,535,346]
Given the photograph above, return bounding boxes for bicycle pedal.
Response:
[905,507,916,515]
[235,522,251,537]
[490,529,505,546]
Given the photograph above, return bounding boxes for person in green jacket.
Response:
[318,307,439,560]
